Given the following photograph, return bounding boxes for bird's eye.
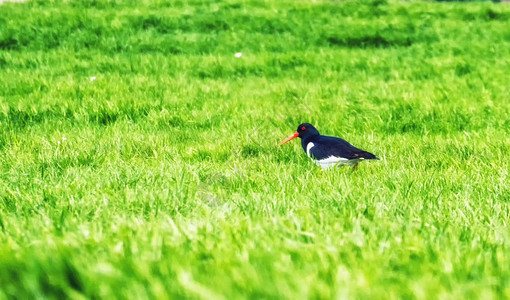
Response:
[301,126,306,130]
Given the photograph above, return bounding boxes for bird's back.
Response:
[305,135,378,160]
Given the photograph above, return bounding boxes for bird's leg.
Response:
[352,162,359,171]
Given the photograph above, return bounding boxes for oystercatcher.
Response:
[278,123,378,169]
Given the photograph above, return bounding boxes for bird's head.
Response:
[278,123,320,146]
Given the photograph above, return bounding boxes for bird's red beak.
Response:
[278,132,299,146]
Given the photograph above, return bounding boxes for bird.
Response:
[278,123,379,169]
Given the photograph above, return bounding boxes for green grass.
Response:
[1,0,510,299]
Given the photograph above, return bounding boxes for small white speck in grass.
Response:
[94,263,117,276]
[57,140,61,144]
[234,52,242,58]
[62,136,67,141]
[443,260,453,273]
[114,242,123,253]
[0,0,27,4]
[90,76,96,81]
[81,226,90,238]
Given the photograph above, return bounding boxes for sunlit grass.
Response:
[0,0,509,299]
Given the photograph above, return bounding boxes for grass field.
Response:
[1,0,510,299]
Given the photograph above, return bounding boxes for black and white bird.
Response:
[278,123,379,169]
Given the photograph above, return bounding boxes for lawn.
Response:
[0,0,509,299]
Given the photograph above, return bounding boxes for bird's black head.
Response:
[296,123,320,140]
[278,123,320,146]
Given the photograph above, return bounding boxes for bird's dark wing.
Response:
[309,136,378,160]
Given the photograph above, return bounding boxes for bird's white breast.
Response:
[306,142,314,158]
[316,156,352,169]
[306,141,357,169]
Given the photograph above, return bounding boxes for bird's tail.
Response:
[360,151,379,160]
